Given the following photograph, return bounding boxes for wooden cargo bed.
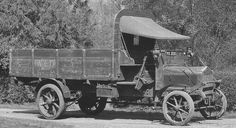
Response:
[10,49,115,80]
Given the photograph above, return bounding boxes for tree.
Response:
[0,0,94,71]
[114,0,236,69]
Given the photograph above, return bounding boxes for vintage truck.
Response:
[9,9,227,125]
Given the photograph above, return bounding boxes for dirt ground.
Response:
[0,117,72,128]
[0,104,235,128]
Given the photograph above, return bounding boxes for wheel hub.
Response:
[46,99,53,104]
[174,105,181,111]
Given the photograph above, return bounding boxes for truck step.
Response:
[117,81,136,86]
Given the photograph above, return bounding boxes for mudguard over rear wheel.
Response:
[78,95,107,115]
[37,84,65,119]
[163,91,194,126]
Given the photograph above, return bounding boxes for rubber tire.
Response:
[163,91,195,126]
[200,89,227,119]
[37,84,65,119]
[78,96,107,115]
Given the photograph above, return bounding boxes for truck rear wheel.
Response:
[78,95,107,115]
[37,84,65,119]
[163,91,194,126]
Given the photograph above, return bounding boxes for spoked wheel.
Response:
[78,95,107,115]
[200,89,227,119]
[37,84,65,119]
[163,91,194,126]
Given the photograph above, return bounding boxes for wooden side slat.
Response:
[10,49,115,80]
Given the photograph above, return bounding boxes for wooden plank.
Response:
[85,50,113,78]
[10,49,116,80]
[12,49,31,57]
[33,49,57,78]
[10,50,32,77]
[11,58,32,77]
[57,49,83,79]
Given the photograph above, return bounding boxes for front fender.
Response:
[203,79,221,89]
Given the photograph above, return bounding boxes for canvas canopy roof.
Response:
[120,16,190,40]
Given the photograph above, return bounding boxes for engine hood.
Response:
[162,66,215,87]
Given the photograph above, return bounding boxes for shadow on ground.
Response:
[13,109,206,125]
[13,109,38,114]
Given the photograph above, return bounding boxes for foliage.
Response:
[1,0,235,69]
[110,0,236,69]
[89,0,118,48]
[0,0,94,104]
[214,70,236,111]
[0,0,94,71]
[0,0,236,105]
[0,76,35,104]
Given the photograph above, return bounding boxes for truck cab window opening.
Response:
[120,31,131,58]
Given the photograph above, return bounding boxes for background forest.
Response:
[0,0,236,110]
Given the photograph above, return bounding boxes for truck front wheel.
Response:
[37,84,65,119]
[163,91,194,126]
[200,89,227,119]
